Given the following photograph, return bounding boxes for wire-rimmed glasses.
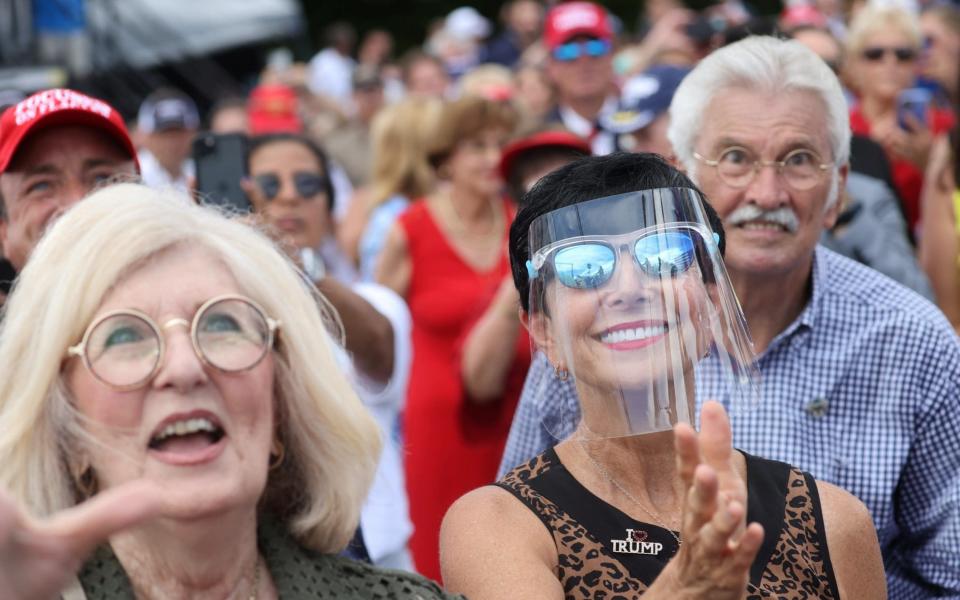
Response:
[693,146,833,191]
[67,294,281,391]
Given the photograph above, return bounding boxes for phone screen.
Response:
[192,132,251,213]
[897,88,932,131]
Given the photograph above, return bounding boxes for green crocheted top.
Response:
[76,518,462,599]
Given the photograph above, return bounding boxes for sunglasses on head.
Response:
[862,46,916,62]
[529,230,702,290]
[254,172,327,201]
[552,39,612,62]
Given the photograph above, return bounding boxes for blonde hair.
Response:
[368,97,442,207]
[846,5,922,58]
[0,183,381,553]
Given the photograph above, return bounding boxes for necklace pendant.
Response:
[610,528,665,556]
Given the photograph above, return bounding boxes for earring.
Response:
[73,462,97,499]
[269,439,285,471]
[554,364,570,382]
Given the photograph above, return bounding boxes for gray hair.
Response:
[668,36,850,187]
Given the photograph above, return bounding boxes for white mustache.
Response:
[726,204,799,233]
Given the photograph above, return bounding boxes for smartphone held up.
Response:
[897,88,932,132]
[192,132,252,213]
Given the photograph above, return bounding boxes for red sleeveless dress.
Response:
[399,199,530,582]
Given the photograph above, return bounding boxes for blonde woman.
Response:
[0,184,460,599]
[846,5,955,233]
[337,97,442,280]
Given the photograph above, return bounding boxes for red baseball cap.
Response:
[544,2,613,51]
[248,84,302,135]
[499,130,591,181]
[0,88,138,174]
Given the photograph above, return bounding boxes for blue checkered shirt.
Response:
[499,246,960,599]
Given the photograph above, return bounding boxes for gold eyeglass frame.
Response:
[66,294,281,391]
[693,146,833,191]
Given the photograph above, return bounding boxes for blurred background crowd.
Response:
[1,0,959,585]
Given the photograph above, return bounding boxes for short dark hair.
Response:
[509,152,726,312]
[0,188,6,221]
[247,133,336,213]
[506,144,588,205]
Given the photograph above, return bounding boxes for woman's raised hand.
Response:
[649,401,764,599]
[0,480,162,600]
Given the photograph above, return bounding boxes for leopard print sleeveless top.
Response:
[496,448,840,599]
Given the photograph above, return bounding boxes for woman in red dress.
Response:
[846,5,955,235]
[377,96,531,581]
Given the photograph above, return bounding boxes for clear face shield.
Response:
[525,188,758,440]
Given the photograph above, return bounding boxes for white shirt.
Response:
[342,282,414,568]
[137,149,194,195]
[558,96,619,156]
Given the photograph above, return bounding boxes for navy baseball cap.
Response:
[600,65,691,134]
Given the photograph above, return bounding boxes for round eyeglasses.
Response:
[693,146,833,191]
[67,295,281,390]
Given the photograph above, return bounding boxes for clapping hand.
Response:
[648,401,764,599]
[0,480,162,600]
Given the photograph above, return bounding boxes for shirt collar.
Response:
[557,96,619,138]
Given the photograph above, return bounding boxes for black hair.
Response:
[247,133,336,213]
[509,152,726,312]
[506,145,590,206]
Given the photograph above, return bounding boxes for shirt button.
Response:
[804,397,829,418]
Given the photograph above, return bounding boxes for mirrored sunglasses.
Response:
[552,39,611,62]
[254,172,327,201]
[533,231,699,290]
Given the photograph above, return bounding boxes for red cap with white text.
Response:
[0,88,138,173]
[543,2,612,51]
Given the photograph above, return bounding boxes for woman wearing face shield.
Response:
[439,154,886,599]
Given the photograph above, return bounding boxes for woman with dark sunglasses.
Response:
[243,133,418,571]
[439,153,885,599]
[846,5,955,236]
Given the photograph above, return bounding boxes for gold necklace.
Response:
[247,555,261,600]
[446,194,502,237]
[577,441,682,549]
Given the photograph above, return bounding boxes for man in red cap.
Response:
[0,89,138,271]
[543,1,618,155]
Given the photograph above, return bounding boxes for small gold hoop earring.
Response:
[554,364,569,382]
[75,466,97,499]
[269,439,285,471]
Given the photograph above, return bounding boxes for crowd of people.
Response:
[0,0,958,598]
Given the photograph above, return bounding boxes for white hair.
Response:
[667,36,851,208]
[0,183,381,553]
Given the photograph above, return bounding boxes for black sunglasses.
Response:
[254,172,327,201]
[862,46,916,62]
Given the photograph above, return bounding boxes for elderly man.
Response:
[500,36,960,598]
[0,89,138,273]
